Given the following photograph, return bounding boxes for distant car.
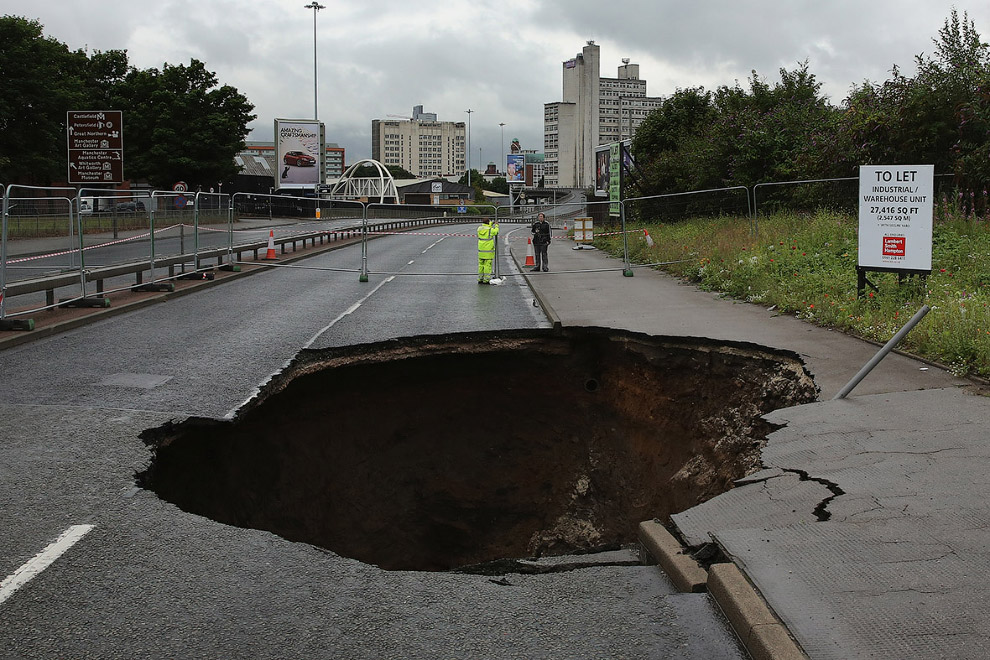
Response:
[79,200,93,215]
[284,150,317,167]
[116,200,146,212]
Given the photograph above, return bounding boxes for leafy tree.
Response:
[83,49,131,109]
[0,16,256,190]
[488,176,509,194]
[457,169,487,200]
[113,59,255,189]
[632,64,838,196]
[630,10,990,204]
[0,16,88,184]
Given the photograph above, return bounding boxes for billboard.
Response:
[506,154,525,183]
[275,118,325,190]
[858,165,934,272]
[594,145,610,197]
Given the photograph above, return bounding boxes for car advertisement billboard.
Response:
[858,164,934,272]
[275,118,325,190]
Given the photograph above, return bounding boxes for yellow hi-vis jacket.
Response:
[477,222,499,257]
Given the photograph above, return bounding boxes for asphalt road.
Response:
[0,225,745,658]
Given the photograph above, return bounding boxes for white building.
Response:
[371,107,465,178]
[544,42,663,188]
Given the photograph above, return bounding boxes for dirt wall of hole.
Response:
[139,327,818,571]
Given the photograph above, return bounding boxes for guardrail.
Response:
[1,215,465,327]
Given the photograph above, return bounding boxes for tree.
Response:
[113,59,255,189]
[0,16,88,184]
[488,177,509,194]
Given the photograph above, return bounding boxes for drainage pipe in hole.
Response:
[832,304,930,400]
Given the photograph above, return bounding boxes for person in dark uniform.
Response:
[531,212,551,272]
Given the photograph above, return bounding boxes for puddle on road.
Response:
[137,327,817,571]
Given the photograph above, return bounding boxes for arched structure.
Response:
[327,159,399,204]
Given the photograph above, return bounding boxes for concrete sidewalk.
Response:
[514,236,990,659]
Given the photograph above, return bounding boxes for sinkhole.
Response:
[138,327,818,572]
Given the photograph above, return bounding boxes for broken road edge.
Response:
[637,520,808,660]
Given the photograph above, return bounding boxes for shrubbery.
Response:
[631,10,990,208]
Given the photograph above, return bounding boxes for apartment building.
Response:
[371,107,466,178]
[544,42,662,188]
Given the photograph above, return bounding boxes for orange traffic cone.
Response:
[643,228,655,248]
[264,229,277,259]
[525,237,536,266]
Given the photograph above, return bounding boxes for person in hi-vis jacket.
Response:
[477,218,499,284]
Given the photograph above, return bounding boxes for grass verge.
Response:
[593,209,990,378]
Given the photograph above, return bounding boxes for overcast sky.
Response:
[6,1,989,170]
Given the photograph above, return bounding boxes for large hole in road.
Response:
[138,327,817,572]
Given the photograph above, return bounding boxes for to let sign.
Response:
[67,111,123,184]
[858,164,934,272]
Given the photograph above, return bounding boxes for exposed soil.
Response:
[138,327,818,571]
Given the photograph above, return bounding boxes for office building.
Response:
[371,107,466,178]
[544,42,662,188]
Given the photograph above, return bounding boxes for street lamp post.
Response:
[304,2,325,120]
[465,109,473,187]
[498,122,505,174]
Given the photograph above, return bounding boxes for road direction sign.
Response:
[67,110,123,184]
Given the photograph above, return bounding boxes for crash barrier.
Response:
[0,189,494,328]
[1,174,965,330]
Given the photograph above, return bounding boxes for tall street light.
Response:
[304,2,325,120]
[499,122,505,174]
[465,108,473,187]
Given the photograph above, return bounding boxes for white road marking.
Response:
[0,524,95,607]
[225,276,397,419]
[303,276,394,349]
[422,237,445,253]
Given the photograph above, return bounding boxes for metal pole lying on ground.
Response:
[832,304,931,400]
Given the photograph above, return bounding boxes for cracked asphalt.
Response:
[520,238,990,659]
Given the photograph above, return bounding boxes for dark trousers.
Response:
[534,242,549,268]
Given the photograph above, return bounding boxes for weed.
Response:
[594,209,990,378]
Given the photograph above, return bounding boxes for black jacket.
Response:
[531,220,551,245]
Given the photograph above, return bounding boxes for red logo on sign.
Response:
[882,236,906,256]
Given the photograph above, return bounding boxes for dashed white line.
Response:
[422,237,446,253]
[303,276,395,349]
[224,276,396,419]
[0,524,95,607]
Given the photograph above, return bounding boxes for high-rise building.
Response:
[371,107,465,178]
[544,43,662,188]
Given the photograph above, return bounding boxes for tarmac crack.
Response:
[456,553,642,577]
[781,468,845,521]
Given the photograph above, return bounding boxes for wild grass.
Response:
[593,209,990,378]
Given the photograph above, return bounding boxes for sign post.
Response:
[67,111,123,184]
[857,164,934,296]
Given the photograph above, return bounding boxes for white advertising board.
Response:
[858,165,934,272]
[275,118,325,190]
